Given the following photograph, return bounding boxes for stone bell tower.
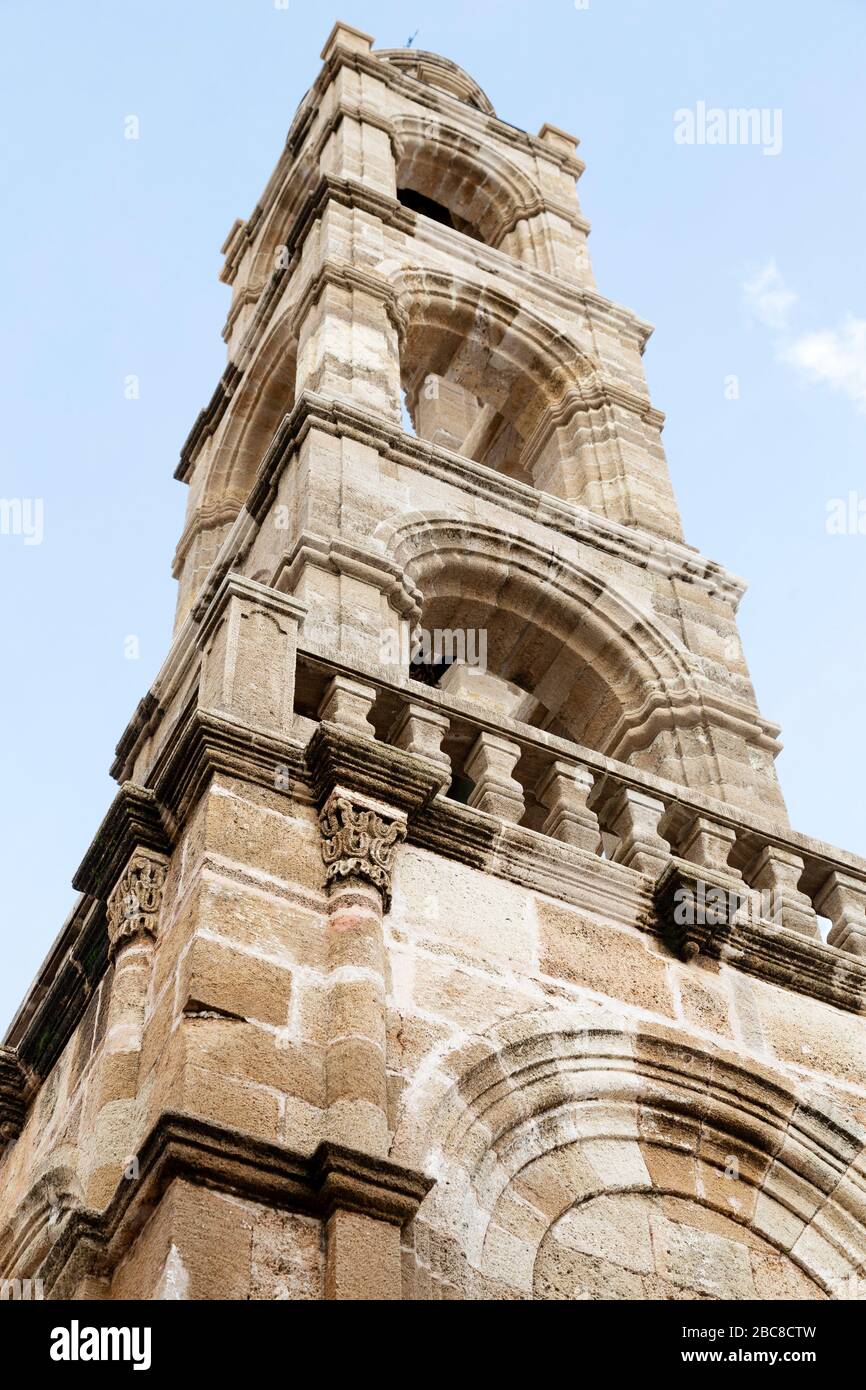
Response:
[2,22,866,1302]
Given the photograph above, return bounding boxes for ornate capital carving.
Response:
[106,850,168,956]
[319,791,406,908]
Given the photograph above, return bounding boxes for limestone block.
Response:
[537,900,674,1015]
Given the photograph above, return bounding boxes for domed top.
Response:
[375,48,495,116]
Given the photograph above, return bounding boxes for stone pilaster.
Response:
[317,788,408,1298]
[197,572,307,737]
[86,847,169,1207]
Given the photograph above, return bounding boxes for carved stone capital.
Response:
[106,849,169,956]
[319,790,407,909]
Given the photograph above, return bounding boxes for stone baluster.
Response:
[318,675,377,737]
[677,815,742,878]
[535,759,602,854]
[743,844,819,938]
[465,732,525,822]
[389,703,450,776]
[598,786,670,877]
[814,870,866,957]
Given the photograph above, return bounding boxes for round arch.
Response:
[375,510,706,770]
[398,1008,866,1299]
[198,310,298,519]
[392,264,598,452]
[390,112,547,249]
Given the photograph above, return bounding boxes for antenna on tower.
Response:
[406,29,419,48]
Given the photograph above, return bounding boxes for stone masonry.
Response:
[2,22,866,1301]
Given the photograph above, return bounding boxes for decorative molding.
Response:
[318,791,407,909]
[312,1141,432,1225]
[0,1046,31,1153]
[305,720,444,816]
[37,1112,433,1297]
[149,701,307,827]
[4,897,108,1081]
[73,782,172,902]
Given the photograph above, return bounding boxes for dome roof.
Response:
[375,49,495,115]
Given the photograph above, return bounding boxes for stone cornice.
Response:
[288,43,585,182]
[306,721,444,816]
[248,392,746,605]
[220,113,412,289]
[193,570,307,651]
[73,782,173,901]
[37,1112,433,1297]
[149,700,307,828]
[271,531,422,623]
[221,171,415,346]
[3,896,108,1078]
[0,1046,32,1153]
[175,363,242,483]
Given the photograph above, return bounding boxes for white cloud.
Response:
[743,258,797,330]
[743,260,866,412]
[782,317,866,412]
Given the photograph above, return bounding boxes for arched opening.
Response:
[376,512,704,804]
[389,112,544,253]
[393,265,598,492]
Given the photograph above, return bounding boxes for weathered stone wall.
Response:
[2,23,866,1301]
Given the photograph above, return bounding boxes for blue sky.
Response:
[1,0,864,1032]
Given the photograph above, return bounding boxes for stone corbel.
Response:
[655,860,749,963]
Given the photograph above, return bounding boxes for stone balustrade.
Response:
[298,647,866,964]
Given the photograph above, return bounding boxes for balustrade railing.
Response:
[295,646,866,962]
